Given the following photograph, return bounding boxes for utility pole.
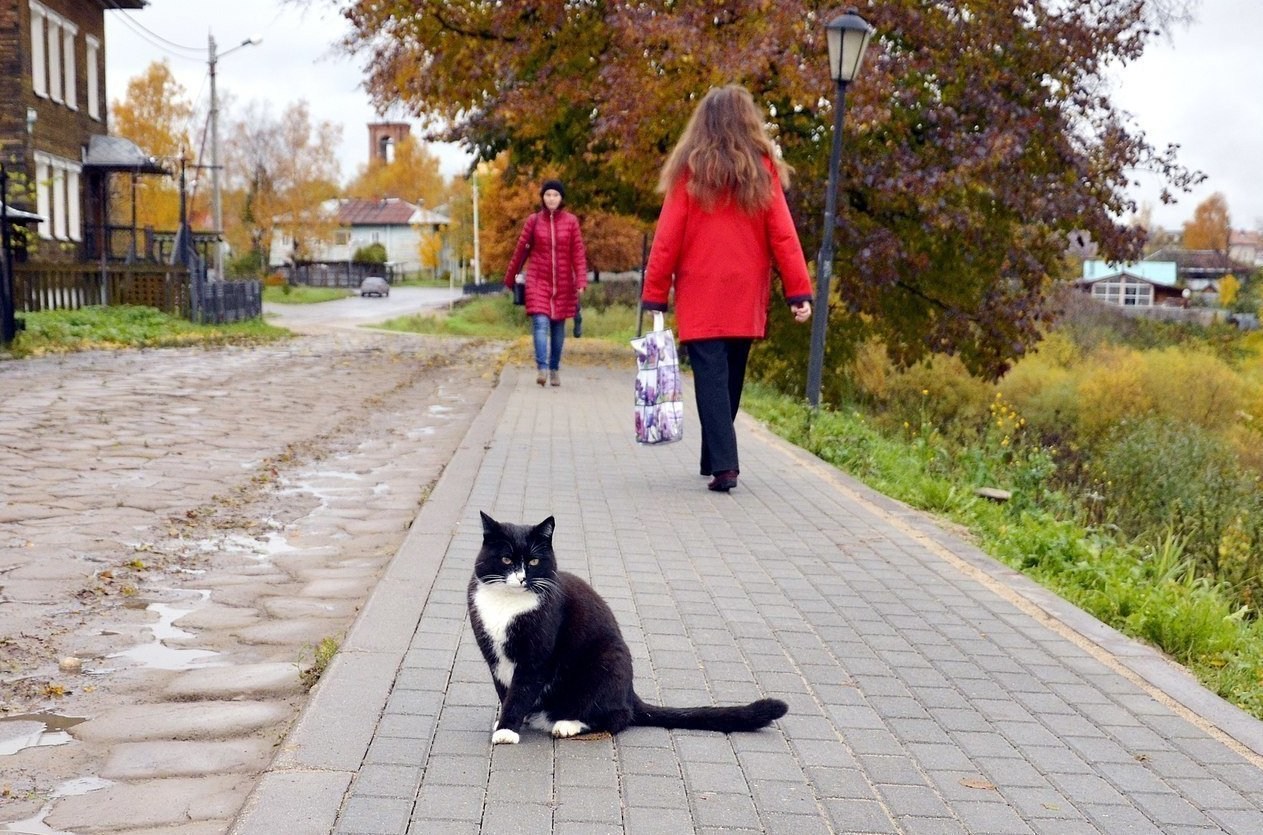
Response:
[208,32,260,280]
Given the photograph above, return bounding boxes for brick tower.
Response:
[367,122,410,165]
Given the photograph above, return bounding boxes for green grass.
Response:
[742,384,1263,719]
[298,636,340,690]
[377,288,649,344]
[6,305,288,357]
[263,285,353,304]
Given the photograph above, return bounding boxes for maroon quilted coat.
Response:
[503,207,588,320]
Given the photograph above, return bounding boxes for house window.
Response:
[63,22,79,110]
[34,152,83,241]
[1091,277,1153,307]
[334,229,351,246]
[1122,284,1151,306]
[30,2,47,97]
[30,2,77,109]
[85,36,100,120]
[35,159,51,237]
[67,168,81,240]
[46,12,62,103]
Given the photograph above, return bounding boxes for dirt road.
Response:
[0,297,503,833]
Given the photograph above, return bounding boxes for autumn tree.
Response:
[474,155,543,281]
[109,60,194,231]
[1182,192,1231,254]
[345,135,449,209]
[328,0,1203,387]
[223,101,342,268]
[583,211,647,279]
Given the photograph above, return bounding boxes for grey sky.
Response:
[105,1,1260,232]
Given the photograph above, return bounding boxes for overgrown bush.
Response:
[1092,416,1263,593]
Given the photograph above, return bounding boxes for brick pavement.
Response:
[231,364,1263,835]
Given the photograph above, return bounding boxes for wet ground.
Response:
[0,294,503,833]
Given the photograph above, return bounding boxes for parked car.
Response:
[360,276,390,297]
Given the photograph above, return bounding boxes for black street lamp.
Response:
[805,7,874,408]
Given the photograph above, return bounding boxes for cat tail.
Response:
[631,695,788,733]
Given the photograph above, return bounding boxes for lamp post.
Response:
[209,32,261,279]
[805,8,874,408]
[472,175,482,284]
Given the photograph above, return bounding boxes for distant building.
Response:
[1145,247,1251,294]
[270,197,451,275]
[367,122,410,166]
[1228,230,1263,268]
[1076,260,1184,307]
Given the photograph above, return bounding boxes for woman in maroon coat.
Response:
[504,180,588,386]
[642,86,814,491]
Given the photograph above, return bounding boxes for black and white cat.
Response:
[468,512,788,744]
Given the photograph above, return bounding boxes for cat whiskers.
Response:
[528,577,562,598]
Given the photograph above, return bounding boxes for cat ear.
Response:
[479,511,501,538]
[534,516,555,541]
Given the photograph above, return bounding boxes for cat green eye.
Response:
[529,559,540,566]
[501,557,513,565]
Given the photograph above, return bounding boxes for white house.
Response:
[1229,230,1263,268]
[270,197,451,275]
[1077,260,1184,307]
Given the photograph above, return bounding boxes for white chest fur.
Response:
[472,584,541,686]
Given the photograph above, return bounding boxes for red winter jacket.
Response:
[504,208,588,320]
[641,158,813,342]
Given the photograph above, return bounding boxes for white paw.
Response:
[551,719,588,738]
[491,728,520,745]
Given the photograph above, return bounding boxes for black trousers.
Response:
[685,338,752,476]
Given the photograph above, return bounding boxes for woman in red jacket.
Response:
[642,86,813,492]
[504,180,588,386]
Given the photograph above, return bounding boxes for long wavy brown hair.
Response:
[657,85,792,213]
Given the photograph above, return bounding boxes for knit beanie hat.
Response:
[540,179,566,200]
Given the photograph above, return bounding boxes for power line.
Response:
[102,0,205,60]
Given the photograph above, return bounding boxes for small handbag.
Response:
[631,312,684,445]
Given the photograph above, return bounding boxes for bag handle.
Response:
[653,312,665,333]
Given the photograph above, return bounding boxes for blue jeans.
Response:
[531,314,566,371]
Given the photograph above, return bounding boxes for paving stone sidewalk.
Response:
[231,364,1263,835]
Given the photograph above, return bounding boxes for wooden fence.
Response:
[14,263,192,317]
[11,262,262,325]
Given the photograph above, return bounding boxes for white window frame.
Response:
[33,152,83,242]
[85,35,101,120]
[1092,276,1154,307]
[46,12,62,104]
[63,22,79,110]
[35,156,52,238]
[30,2,48,98]
[52,165,66,240]
[67,168,81,241]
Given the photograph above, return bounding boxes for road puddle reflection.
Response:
[2,776,111,834]
[0,714,85,756]
[106,591,220,670]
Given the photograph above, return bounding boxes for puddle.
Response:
[372,483,390,496]
[2,776,112,834]
[407,426,437,439]
[197,531,296,563]
[106,591,220,670]
[308,470,363,481]
[279,470,365,507]
[0,714,86,756]
[428,404,453,415]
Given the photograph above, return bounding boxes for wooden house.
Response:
[0,0,150,261]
